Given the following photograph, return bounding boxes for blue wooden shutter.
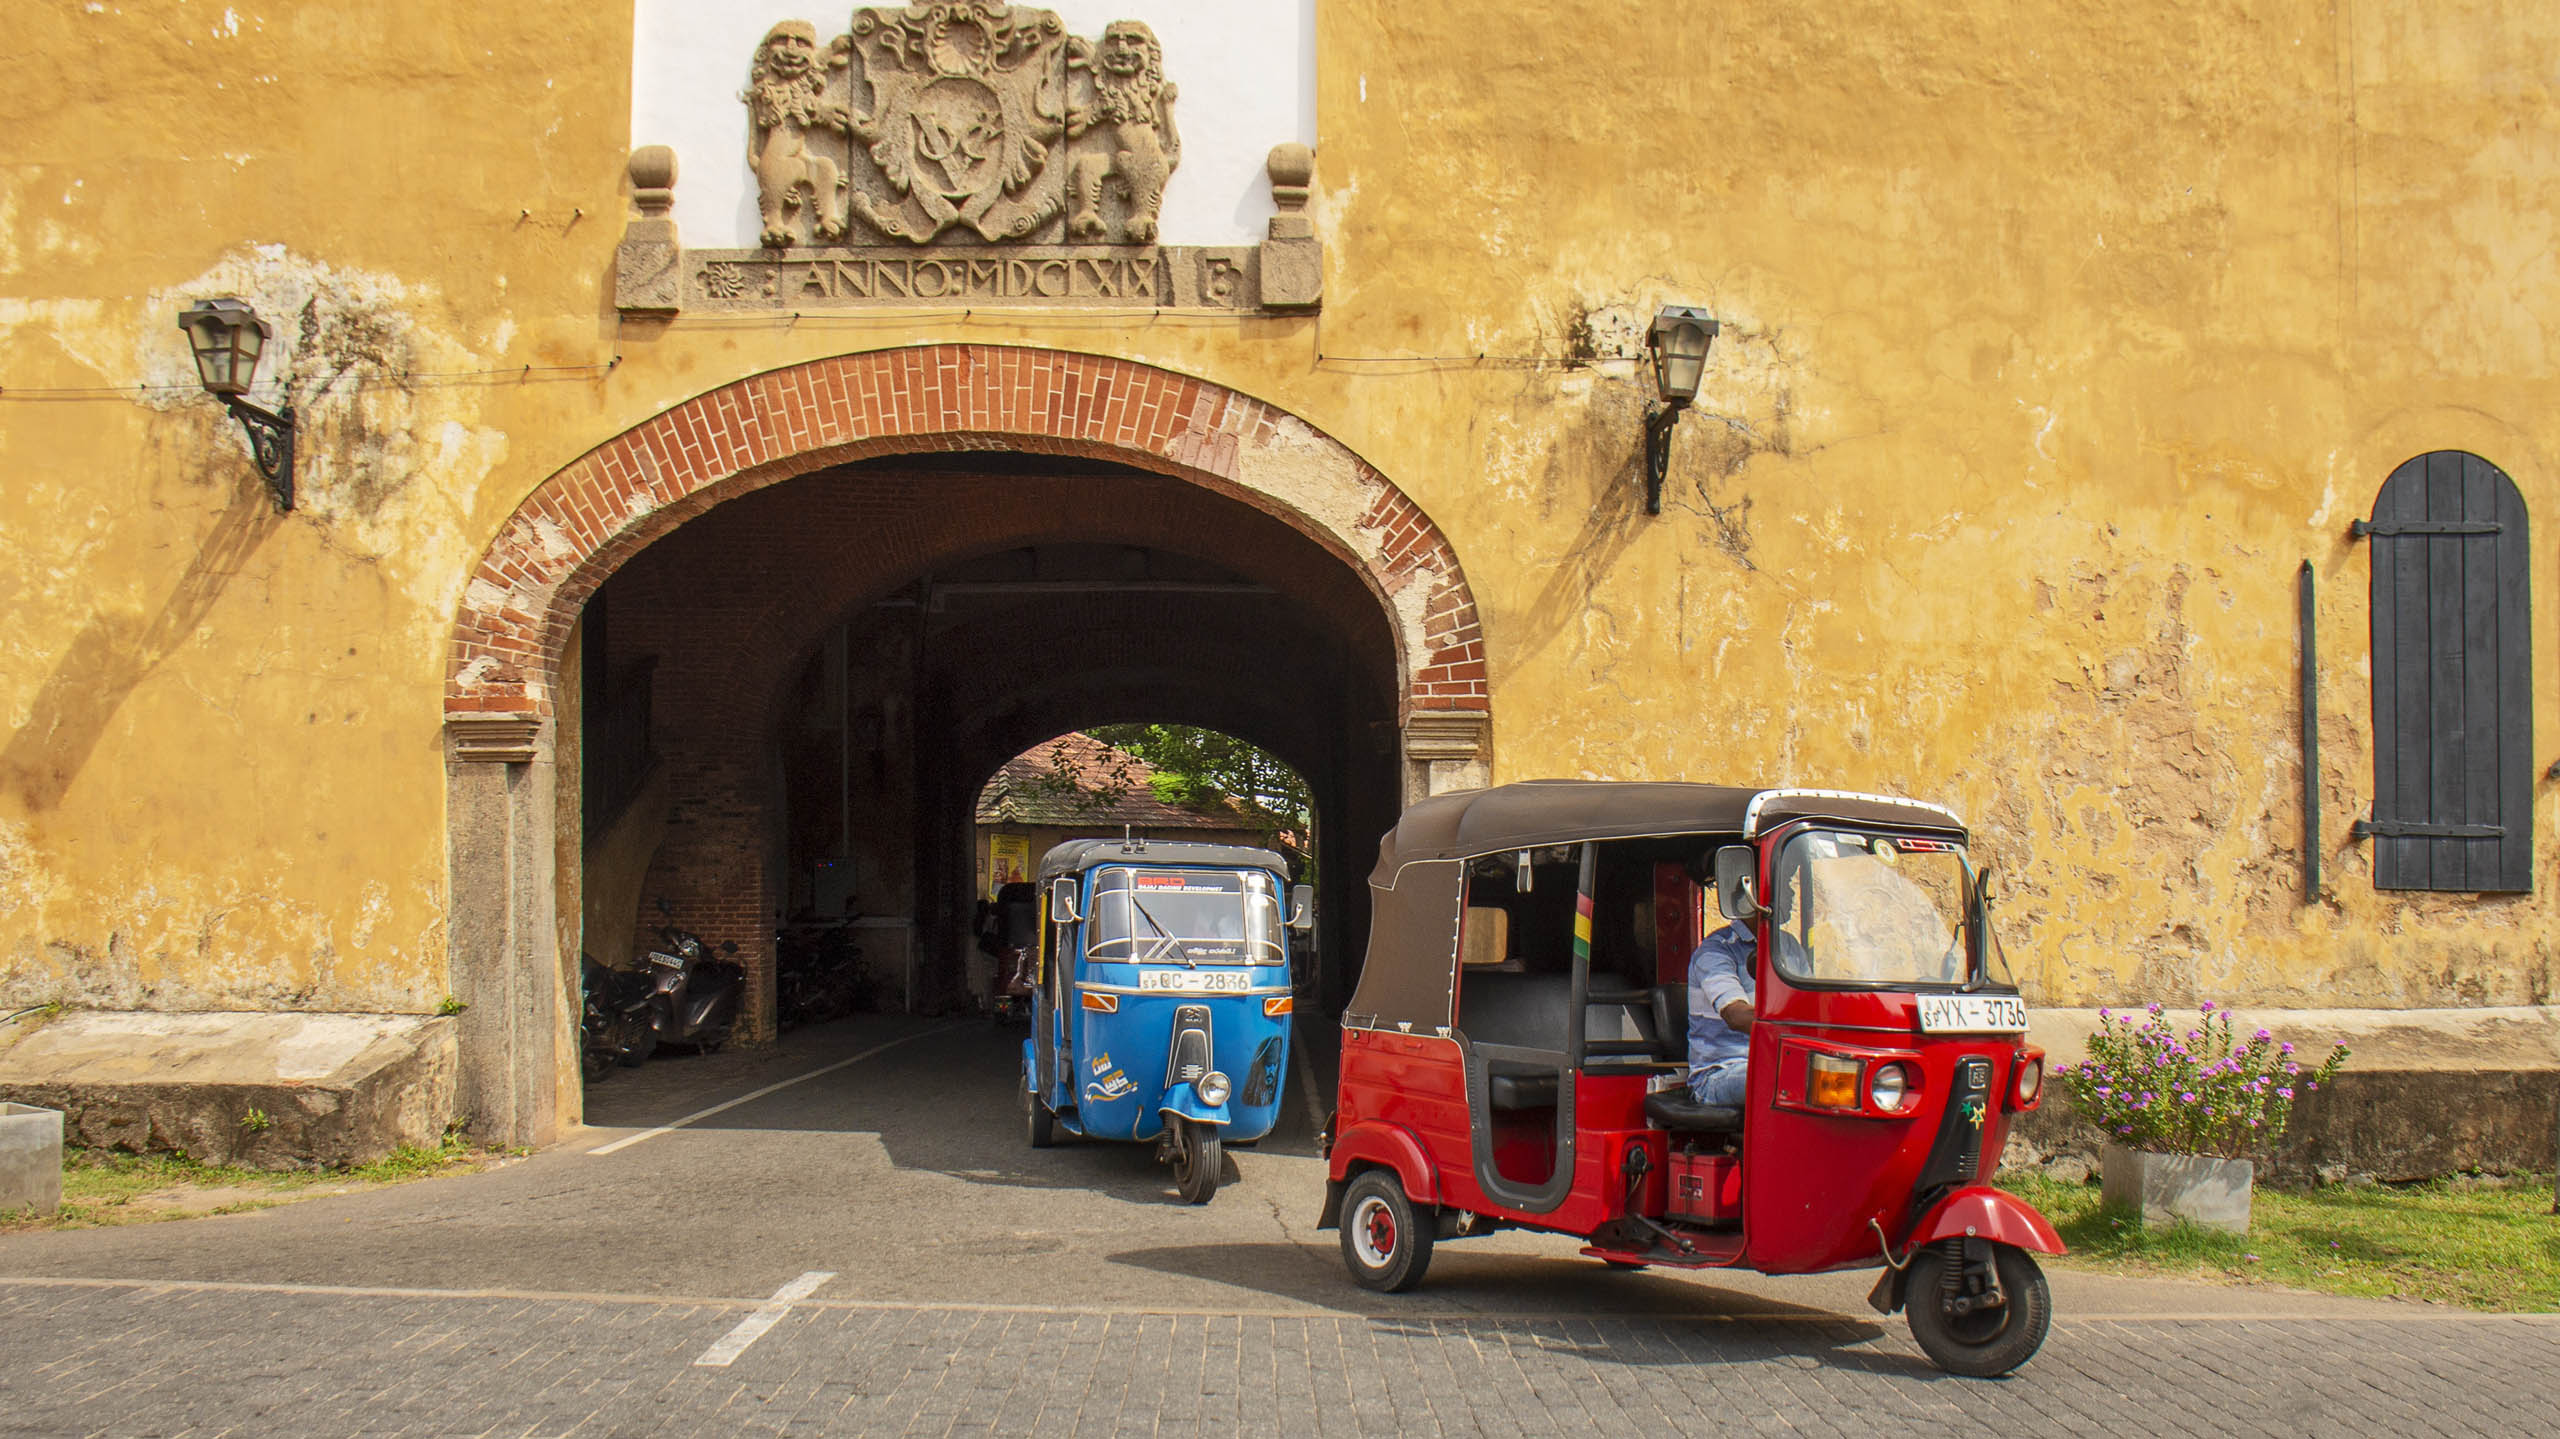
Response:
[2361,450,2532,892]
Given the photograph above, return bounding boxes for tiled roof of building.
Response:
[974,733,1261,831]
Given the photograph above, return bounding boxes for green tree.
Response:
[1085,724,1311,863]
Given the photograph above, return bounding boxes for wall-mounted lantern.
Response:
[177,297,295,511]
[1641,304,1720,516]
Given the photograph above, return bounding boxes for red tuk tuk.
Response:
[1319,782,2061,1376]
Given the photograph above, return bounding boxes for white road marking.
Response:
[586,1026,958,1156]
[693,1271,835,1367]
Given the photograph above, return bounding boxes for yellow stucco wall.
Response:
[2,2,2553,1017]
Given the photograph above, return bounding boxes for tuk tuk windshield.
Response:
[1087,867,1284,966]
[1769,829,1985,988]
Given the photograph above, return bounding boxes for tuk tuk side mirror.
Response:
[1286,884,1316,932]
[1048,876,1082,924]
[1713,845,1762,921]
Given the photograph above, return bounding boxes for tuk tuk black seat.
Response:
[1644,1088,1744,1135]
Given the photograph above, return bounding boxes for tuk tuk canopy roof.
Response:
[1036,838,1291,881]
[1366,780,1966,883]
[1345,781,1966,1032]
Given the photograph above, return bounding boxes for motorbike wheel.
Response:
[615,1018,656,1068]
[1172,1119,1222,1204]
[1338,1169,1434,1292]
[1905,1243,2052,1378]
[1025,1082,1056,1149]
[581,1044,613,1083]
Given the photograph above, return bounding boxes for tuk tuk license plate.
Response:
[1136,970,1251,994]
[1916,994,2028,1034]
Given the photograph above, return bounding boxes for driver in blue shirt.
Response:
[1686,918,1756,1106]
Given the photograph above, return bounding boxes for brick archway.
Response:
[446,346,1486,726]
[439,346,1491,1146]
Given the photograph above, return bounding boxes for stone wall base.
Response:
[0,1012,458,1169]
[2008,1005,2560,1184]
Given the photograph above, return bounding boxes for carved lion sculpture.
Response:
[1067,21,1179,244]
[742,21,849,248]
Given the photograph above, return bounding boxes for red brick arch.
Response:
[446,345,1488,722]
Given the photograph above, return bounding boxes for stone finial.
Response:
[1260,142,1320,310]
[1265,143,1314,240]
[629,145,678,219]
[617,145,682,314]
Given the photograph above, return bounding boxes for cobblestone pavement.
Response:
[4,1019,2549,1436]
[2,1275,2551,1437]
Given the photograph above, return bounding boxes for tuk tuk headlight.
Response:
[1197,1070,1232,1107]
[1868,1062,1913,1113]
[2014,1055,2044,1107]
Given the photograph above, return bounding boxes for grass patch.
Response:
[0,1131,497,1233]
[1999,1169,2560,1312]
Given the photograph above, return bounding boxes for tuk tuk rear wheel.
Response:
[1024,1082,1056,1149]
[1339,1169,1434,1292]
[1172,1119,1222,1204]
[1905,1243,2051,1378]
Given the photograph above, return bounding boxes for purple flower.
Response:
[2253,1028,2272,1042]
[2280,1042,2295,1056]
[2099,1007,2111,1020]
[2149,1003,2164,1016]
[2277,1087,2295,1099]
[2201,1002,2218,1015]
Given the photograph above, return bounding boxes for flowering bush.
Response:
[2058,1002,2349,1158]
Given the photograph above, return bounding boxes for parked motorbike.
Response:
[639,902,745,1054]
[580,952,657,1079]
[776,921,867,1028]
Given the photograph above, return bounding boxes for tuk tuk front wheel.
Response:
[1172,1118,1222,1204]
[1905,1242,2051,1378]
[1024,1082,1056,1149]
[1339,1169,1434,1292]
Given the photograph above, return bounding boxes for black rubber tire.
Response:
[1601,1259,1648,1272]
[1906,1244,2053,1378]
[1025,1081,1056,1149]
[615,1020,656,1069]
[580,1046,613,1083]
[1172,1119,1222,1204]
[1338,1169,1434,1292]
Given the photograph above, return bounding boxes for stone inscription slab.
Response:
[681,245,1258,312]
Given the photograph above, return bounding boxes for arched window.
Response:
[2358,450,2533,892]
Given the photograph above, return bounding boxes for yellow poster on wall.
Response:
[988,833,1032,896]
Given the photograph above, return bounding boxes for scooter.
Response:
[640,904,745,1054]
[580,952,657,1078]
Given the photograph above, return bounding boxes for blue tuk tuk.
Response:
[1022,837,1312,1203]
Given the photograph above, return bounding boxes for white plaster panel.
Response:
[632,1,1315,250]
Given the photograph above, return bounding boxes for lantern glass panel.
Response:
[1655,335,1707,403]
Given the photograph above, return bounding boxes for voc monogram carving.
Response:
[744,5,1180,248]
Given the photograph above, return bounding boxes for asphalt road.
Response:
[2,1015,2550,1436]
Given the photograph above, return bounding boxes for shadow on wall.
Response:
[0,489,283,812]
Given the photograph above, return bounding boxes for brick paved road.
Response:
[2,1275,2550,1437]
[3,1019,2549,1436]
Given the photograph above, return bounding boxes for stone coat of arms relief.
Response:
[618,3,1317,315]
[750,5,1176,248]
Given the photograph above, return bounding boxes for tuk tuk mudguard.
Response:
[1319,1119,1439,1229]
[1868,1186,2064,1314]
